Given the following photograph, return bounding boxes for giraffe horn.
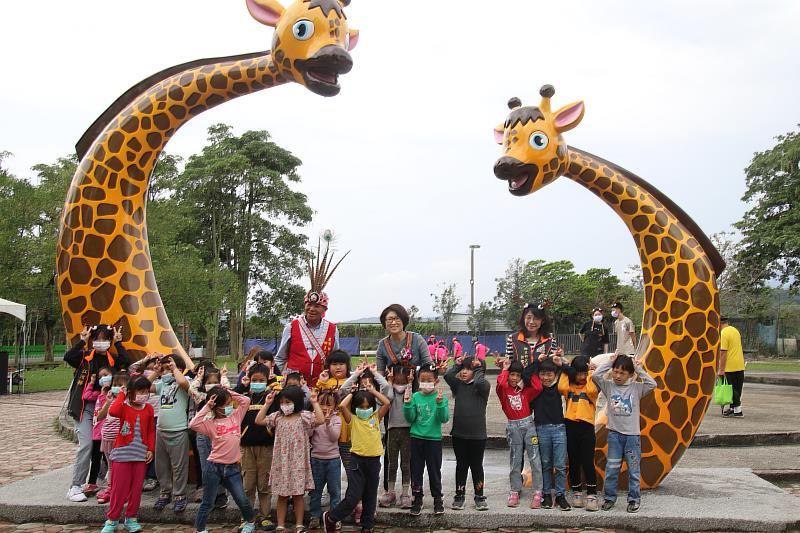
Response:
[539,84,555,114]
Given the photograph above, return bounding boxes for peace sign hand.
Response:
[113,326,123,343]
[436,389,444,403]
[79,326,91,342]
[403,387,412,403]
[206,394,217,410]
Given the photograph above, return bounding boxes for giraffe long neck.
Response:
[564,147,720,488]
[56,52,286,360]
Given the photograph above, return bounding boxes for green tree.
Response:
[175,124,313,358]
[711,231,770,319]
[468,302,497,335]
[493,258,526,329]
[735,127,800,290]
[432,283,460,334]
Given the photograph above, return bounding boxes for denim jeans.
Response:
[194,462,254,531]
[195,433,226,499]
[506,416,543,493]
[536,423,567,496]
[603,430,641,504]
[310,457,341,518]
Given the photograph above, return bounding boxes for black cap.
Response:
[720,315,729,323]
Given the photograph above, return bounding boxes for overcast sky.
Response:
[1,1,798,323]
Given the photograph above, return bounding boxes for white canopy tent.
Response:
[0,297,27,393]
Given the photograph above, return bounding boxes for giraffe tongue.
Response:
[510,175,528,190]
[309,69,337,84]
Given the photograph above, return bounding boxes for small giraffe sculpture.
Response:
[493,85,726,489]
[56,0,358,360]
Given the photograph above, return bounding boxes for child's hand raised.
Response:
[589,360,597,371]
[472,358,482,369]
[266,391,276,403]
[206,394,217,409]
[310,388,319,403]
[196,366,205,380]
[502,358,511,370]
[385,367,394,382]
[403,387,412,403]
[552,355,563,366]
[89,374,96,385]
[318,370,330,383]
[369,363,378,374]
[113,325,123,343]
[350,383,359,395]
[79,325,91,342]
[241,375,251,387]
[408,368,414,382]
[435,389,444,403]
[538,353,547,362]
[221,364,228,378]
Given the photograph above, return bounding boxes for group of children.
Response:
[66,323,656,533]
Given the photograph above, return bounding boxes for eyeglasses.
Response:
[385,316,403,323]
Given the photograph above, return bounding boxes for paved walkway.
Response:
[0,525,629,533]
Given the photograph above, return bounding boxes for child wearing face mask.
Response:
[190,387,256,533]
[64,324,130,503]
[315,351,352,483]
[133,356,161,492]
[256,386,324,533]
[99,376,155,533]
[323,383,391,533]
[83,366,113,497]
[236,363,279,531]
[379,365,413,509]
[444,356,491,512]
[152,354,192,513]
[308,390,342,530]
[403,364,449,517]
[188,363,231,507]
[96,370,130,504]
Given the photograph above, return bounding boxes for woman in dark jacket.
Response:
[64,324,130,502]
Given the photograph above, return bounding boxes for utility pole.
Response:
[469,244,481,315]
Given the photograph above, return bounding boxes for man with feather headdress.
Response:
[275,235,349,386]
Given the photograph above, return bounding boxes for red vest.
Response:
[286,318,337,385]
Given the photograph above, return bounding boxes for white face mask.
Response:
[418,382,435,392]
[593,315,603,323]
[281,404,295,416]
[394,385,407,394]
[93,340,111,352]
[611,310,619,318]
[205,383,218,391]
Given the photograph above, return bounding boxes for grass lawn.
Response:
[747,359,800,373]
[20,364,74,393]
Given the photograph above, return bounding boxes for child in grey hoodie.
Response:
[592,354,656,514]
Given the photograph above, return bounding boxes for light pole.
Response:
[469,244,481,315]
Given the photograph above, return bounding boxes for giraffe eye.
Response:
[292,19,315,41]
[529,131,549,150]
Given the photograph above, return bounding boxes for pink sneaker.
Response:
[530,491,543,509]
[82,483,99,496]
[379,491,396,508]
[96,489,110,504]
[399,494,413,509]
[507,491,520,507]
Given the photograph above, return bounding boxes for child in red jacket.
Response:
[496,358,543,509]
[101,376,155,533]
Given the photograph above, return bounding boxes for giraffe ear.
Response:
[347,29,359,51]
[246,0,285,27]
[493,124,505,145]
[553,101,585,133]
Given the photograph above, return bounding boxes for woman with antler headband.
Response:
[275,238,349,387]
[503,302,562,366]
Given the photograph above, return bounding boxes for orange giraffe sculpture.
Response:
[493,85,725,488]
[56,0,358,360]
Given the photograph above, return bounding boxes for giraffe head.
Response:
[493,85,584,196]
[247,0,359,97]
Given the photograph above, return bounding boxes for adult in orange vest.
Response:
[275,290,340,386]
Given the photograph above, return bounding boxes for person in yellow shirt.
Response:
[717,316,745,418]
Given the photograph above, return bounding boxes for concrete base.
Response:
[0,458,798,532]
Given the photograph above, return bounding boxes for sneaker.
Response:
[379,491,396,508]
[97,489,110,504]
[67,485,87,502]
[308,517,320,530]
[556,494,571,511]
[542,494,552,509]
[214,492,229,509]
[433,497,445,515]
[571,491,584,508]
[241,522,256,533]
[530,491,543,509]
[257,518,276,531]
[322,511,338,533]
[153,494,171,511]
[354,502,363,524]
[507,491,520,507]
[722,409,734,417]
[585,494,599,512]
[733,411,744,418]
[123,517,142,532]
[410,495,423,516]
[601,499,615,511]
[83,483,100,496]
[451,493,465,510]
[173,495,188,513]
[100,519,118,533]
[399,494,413,509]
[474,496,488,511]
[142,478,158,492]
[627,501,640,513]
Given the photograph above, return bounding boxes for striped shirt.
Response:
[109,416,148,462]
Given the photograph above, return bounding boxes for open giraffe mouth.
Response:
[493,156,539,197]
[296,45,353,97]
